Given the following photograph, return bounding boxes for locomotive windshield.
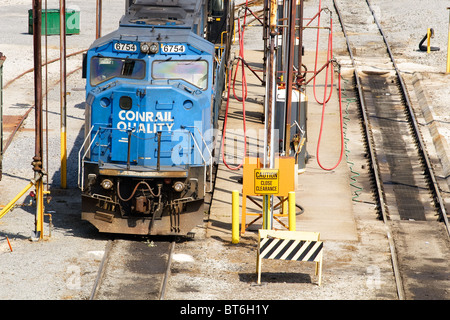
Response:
[90,57,146,86]
[152,60,208,90]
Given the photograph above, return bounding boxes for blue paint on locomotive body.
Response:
[84,14,217,171]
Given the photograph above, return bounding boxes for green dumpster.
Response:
[28,9,80,35]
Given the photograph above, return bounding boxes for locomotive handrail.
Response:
[78,125,120,190]
[183,125,214,193]
[78,125,97,190]
[78,125,213,193]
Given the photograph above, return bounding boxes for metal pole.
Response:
[262,0,269,84]
[32,0,44,240]
[96,0,103,39]
[447,8,450,73]
[288,191,296,231]
[232,190,239,243]
[0,53,5,181]
[284,0,297,155]
[0,182,34,220]
[60,0,67,188]
[262,0,278,230]
[296,0,304,86]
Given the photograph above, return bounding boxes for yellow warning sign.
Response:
[254,169,279,194]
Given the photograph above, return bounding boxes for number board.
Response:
[254,169,279,194]
[161,44,186,54]
[113,42,138,53]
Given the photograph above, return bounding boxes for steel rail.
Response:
[90,240,114,300]
[4,49,87,90]
[332,0,405,300]
[365,0,450,238]
[3,66,82,154]
[159,240,175,300]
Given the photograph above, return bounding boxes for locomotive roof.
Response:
[120,0,203,29]
[89,0,213,55]
[89,26,214,55]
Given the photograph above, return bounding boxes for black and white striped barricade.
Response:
[257,229,324,286]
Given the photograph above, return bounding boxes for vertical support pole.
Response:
[36,178,44,239]
[262,195,271,230]
[447,8,450,73]
[256,231,262,284]
[262,0,277,230]
[0,53,4,181]
[262,0,269,84]
[232,190,239,244]
[288,191,296,231]
[60,0,67,189]
[284,0,297,155]
[96,0,103,39]
[427,28,431,54]
[296,0,304,86]
[32,0,45,240]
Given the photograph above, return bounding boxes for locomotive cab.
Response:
[79,0,229,235]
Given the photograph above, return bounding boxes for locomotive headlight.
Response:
[149,42,159,54]
[140,42,150,53]
[101,179,113,190]
[173,181,185,192]
[140,42,158,54]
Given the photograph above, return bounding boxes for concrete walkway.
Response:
[209,49,358,242]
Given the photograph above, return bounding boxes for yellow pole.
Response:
[60,0,67,189]
[35,177,44,240]
[427,28,431,54]
[61,129,67,188]
[447,8,450,73]
[0,182,34,220]
[232,190,239,244]
[288,191,296,231]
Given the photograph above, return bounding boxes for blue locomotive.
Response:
[79,0,233,235]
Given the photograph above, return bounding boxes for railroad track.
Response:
[2,50,85,154]
[334,0,450,299]
[90,238,175,300]
[89,162,217,300]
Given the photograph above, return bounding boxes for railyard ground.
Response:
[0,0,449,303]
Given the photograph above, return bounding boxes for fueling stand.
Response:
[230,0,343,243]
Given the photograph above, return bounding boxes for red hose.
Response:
[312,0,334,104]
[221,2,248,170]
[316,67,344,171]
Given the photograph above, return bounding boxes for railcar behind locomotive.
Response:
[79,0,233,235]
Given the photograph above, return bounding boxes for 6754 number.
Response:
[114,42,137,52]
